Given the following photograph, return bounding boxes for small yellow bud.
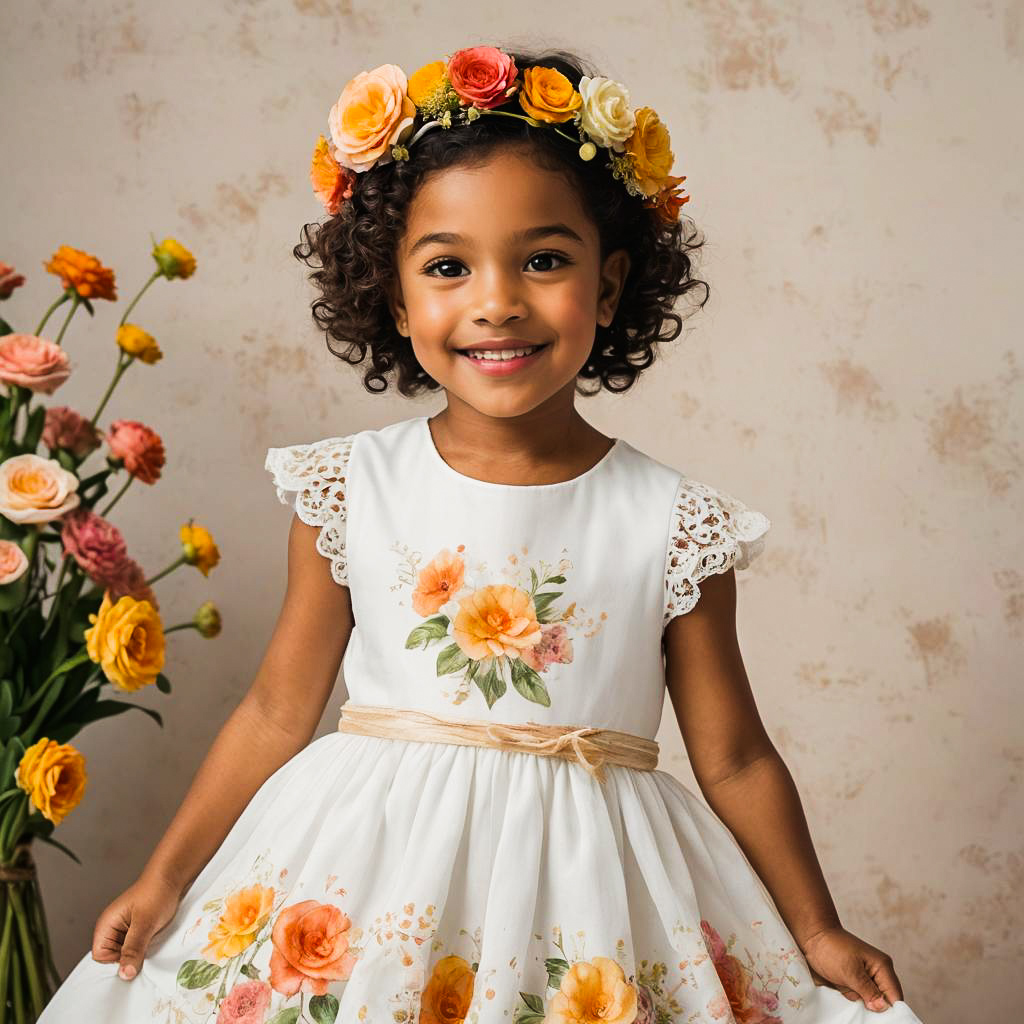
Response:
[195,601,222,638]
[579,141,597,161]
[151,237,196,280]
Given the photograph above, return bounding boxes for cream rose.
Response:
[578,75,635,153]
[0,453,81,525]
[0,539,30,585]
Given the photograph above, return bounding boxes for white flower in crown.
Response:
[577,75,636,153]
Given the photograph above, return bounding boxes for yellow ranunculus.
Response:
[180,520,220,576]
[84,590,166,692]
[16,738,87,826]
[43,244,117,301]
[116,323,163,364]
[152,237,196,280]
[623,106,676,197]
[518,66,582,124]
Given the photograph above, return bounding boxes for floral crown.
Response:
[310,45,690,230]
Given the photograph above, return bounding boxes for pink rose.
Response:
[701,919,782,1024]
[105,557,159,610]
[0,334,71,394]
[0,262,26,300]
[446,46,519,110]
[0,453,80,525]
[104,420,166,484]
[0,539,30,585]
[60,506,129,582]
[215,979,272,1024]
[328,63,417,173]
[43,406,102,458]
[520,622,574,673]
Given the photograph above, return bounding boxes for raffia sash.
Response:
[337,703,659,784]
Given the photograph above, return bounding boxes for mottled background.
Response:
[3,0,1021,1019]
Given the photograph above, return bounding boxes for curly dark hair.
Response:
[293,46,709,397]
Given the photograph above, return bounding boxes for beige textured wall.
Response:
[3,2,1020,1020]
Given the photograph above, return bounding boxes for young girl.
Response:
[38,45,927,1024]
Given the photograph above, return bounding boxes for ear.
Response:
[388,281,409,336]
[596,248,631,328]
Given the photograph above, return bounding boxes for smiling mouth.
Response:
[458,343,550,361]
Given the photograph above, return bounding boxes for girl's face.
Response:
[389,149,630,421]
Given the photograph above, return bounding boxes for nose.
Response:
[470,263,529,327]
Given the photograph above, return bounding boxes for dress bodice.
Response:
[265,415,770,741]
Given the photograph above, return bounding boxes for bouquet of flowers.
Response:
[0,239,223,1020]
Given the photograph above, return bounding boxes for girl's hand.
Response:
[801,925,904,1013]
[91,873,183,981]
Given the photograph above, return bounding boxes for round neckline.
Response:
[420,415,622,490]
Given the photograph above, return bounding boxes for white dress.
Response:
[38,414,926,1024]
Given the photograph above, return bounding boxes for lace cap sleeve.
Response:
[264,434,355,586]
[663,474,771,627]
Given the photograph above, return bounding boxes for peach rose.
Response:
[0,539,30,585]
[42,405,102,458]
[268,899,359,997]
[0,334,71,394]
[43,244,117,300]
[447,46,518,110]
[624,106,677,197]
[452,583,543,661]
[328,63,417,173]
[419,954,475,1024]
[203,884,276,961]
[701,919,782,1024]
[311,134,355,215]
[0,261,26,299]
[412,547,466,616]
[60,505,129,582]
[215,979,272,1024]
[15,737,87,826]
[0,453,80,525]
[518,66,582,124]
[546,956,638,1024]
[84,589,165,691]
[104,419,166,484]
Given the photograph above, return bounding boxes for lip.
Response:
[456,338,546,352]
[457,342,549,376]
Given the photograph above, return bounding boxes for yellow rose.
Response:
[452,583,542,661]
[408,60,448,109]
[518,66,582,124]
[16,738,87,826]
[84,590,166,692]
[623,106,676,197]
[116,323,162,364]
[547,956,638,1024]
[180,520,220,576]
[202,884,276,961]
[419,954,475,1024]
[152,237,197,280]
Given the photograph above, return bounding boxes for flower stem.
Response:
[119,270,161,327]
[145,554,186,588]
[52,293,81,346]
[8,884,44,1017]
[97,470,133,518]
[88,351,130,433]
[34,292,71,336]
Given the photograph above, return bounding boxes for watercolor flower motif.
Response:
[702,918,783,1024]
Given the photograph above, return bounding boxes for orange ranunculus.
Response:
[268,899,359,996]
[116,324,162,364]
[644,174,690,227]
[419,954,475,1024]
[623,106,678,197]
[412,548,466,616]
[202,884,276,961]
[546,956,638,1024]
[180,520,220,577]
[452,583,543,661]
[43,244,117,300]
[16,738,87,826]
[518,66,582,124]
[311,134,356,215]
[408,60,449,109]
[84,590,166,691]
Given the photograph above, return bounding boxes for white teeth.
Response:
[464,346,541,361]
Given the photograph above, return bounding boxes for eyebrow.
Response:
[406,223,586,258]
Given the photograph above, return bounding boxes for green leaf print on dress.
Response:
[393,543,607,709]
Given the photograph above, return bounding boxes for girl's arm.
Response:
[137,515,354,898]
[662,567,841,947]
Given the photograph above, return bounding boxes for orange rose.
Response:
[412,548,466,616]
[624,106,677,197]
[311,134,355,215]
[452,583,543,661]
[420,954,475,1024]
[43,244,116,300]
[16,738,87,826]
[328,63,416,173]
[203,884,276,961]
[518,66,582,124]
[268,899,359,996]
